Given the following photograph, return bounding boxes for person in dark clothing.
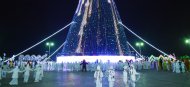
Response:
[80,60,88,72]
[160,58,163,70]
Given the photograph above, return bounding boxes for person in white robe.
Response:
[94,65,103,87]
[76,62,81,71]
[137,61,142,70]
[108,66,115,87]
[123,65,129,87]
[23,64,33,83]
[175,60,180,73]
[40,63,44,78]
[181,61,185,73]
[172,61,176,72]
[57,63,61,71]
[8,66,23,85]
[130,65,140,87]
[34,64,42,82]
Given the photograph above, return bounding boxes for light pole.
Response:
[46,42,54,57]
[3,53,6,61]
[136,42,144,55]
[185,39,190,45]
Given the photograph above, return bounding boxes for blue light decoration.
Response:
[61,0,130,56]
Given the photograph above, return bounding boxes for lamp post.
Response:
[136,42,144,55]
[46,42,54,57]
[185,39,190,45]
[3,53,6,61]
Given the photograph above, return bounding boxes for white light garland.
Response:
[4,22,75,62]
[119,22,168,56]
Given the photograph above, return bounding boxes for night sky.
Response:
[0,0,190,57]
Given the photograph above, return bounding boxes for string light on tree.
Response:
[62,0,130,55]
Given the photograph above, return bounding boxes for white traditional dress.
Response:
[172,61,176,72]
[123,66,128,86]
[175,61,180,73]
[108,66,115,87]
[181,62,185,73]
[130,65,140,87]
[34,64,42,82]
[94,65,103,87]
[23,64,32,83]
[8,66,22,85]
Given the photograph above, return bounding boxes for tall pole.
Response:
[3,53,6,61]
[136,42,144,57]
[46,42,54,58]
[49,45,51,57]
[139,46,141,55]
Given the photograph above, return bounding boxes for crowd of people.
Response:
[0,55,44,86]
[140,55,190,73]
[40,56,190,74]
[94,64,140,87]
[0,54,190,86]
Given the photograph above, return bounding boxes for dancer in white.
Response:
[175,60,180,73]
[172,61,176,72]
[108,66,115,87]
[8,66,23,85]
[123,65,128,87]
[137,61,142,70]
[94,65,103,87]
[40,62,44,79]
[34,64,42,82]
[23,64,33,83]
[130,65,140,87]
[181,61,185,73]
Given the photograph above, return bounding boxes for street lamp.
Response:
[136,42,144,55]
[46,42,54,57]
[185,39,190,44]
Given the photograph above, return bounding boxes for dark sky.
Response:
[0,0,190,57]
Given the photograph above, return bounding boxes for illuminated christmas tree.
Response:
[62,0,130,56]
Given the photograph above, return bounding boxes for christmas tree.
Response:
[62,0,130,56]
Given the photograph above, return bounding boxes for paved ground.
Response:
[0,70,190,87]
